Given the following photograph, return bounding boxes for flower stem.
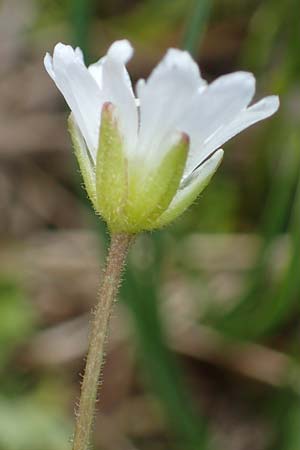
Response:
[72,232,133,450]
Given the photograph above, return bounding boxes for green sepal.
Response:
[68,114,97,208]
[126,133,189,232]
[153,149,224,229]
[96,102,128,231]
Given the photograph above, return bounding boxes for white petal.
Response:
[44,52,55,79]
[136,78,146,99]
[100,40,138,155]
[89,40,134,91]
[88,59,104,88]
[181,71,256,175]
[75,47,84,61]
[44,43,102,160]
[199,96,280,159]
[107,39,133,62]
[137,48,207,166]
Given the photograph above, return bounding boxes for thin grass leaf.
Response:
[182,0,211,56]
[69,0,93,60]
[122,232,210,450]
[208,128,300,339]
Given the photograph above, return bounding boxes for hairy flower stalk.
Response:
[44,39,279,450]
[73,233,133,450]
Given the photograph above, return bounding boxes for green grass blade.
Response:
[122,233,210,450]
[182,0,211,56]
[208,129,300,339]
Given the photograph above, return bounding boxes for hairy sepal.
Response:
[153,149,224,228]
[126,133,189,232]
[96,102,128,231]
[68,114,97,208]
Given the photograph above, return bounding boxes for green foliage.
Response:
[0,396,71,450]
[182,0,211,56]
[173,175,239,234]
[267,390,300,450]
[0,280,72,450]
[205,129,300,339]
[0,279,34,367]
[106,0,196,44]
[10,0,300,449]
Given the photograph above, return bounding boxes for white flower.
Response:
[44,40,279,233]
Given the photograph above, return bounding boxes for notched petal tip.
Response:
[247,95,280,120]
[52,42,84,67]
[43,52,55,78]
[165,48,189,63]
[44,43,73,72]
[157,47,203,82]
[260,95,280,113]
[44,52,52,71]
[164,48,196,69]
[44,52,52,65]
[53,42,70,56]
[75,46,84,62]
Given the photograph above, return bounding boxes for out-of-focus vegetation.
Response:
[0,0,300,449]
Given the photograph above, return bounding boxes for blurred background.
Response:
[0,0,300,449]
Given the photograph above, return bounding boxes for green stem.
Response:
[72,232,133,450]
